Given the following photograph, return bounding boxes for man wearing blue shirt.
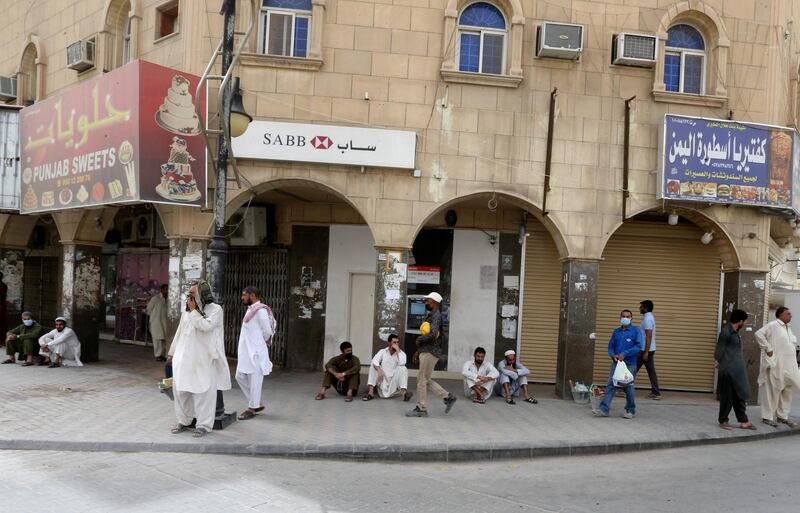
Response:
[637,299,661,399]
[593,309,644,418]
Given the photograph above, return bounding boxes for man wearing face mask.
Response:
[3,312,44,366]
[593,309,644,418]
[315,341,361,402]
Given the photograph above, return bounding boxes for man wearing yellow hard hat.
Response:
[406,292,457,417]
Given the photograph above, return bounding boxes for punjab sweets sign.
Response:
[232,120,417,169]
[659,114,798,211]
[19,60,206,214]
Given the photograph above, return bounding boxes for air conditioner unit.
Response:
[120,217,135,243]
[612,33,657,67]
[0,76,16,101]
[67,39,95,72]
[134,214,153,241]
[229,206,267,247]
[536,22,584,60]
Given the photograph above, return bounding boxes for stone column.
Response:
[722,270,768,402]
[0,249,25,333]
[555,259,599,399]
[372,248,409,355]
[166,237,208,331]
[309,0,326,60]
[61,244,103,362]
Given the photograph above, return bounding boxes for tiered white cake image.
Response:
[155,75,201,136]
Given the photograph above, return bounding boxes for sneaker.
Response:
[444,394,457,414]
[648,393,662,400]
[406,407,429,417]
[622,412,635,419]
[591,409,609,417]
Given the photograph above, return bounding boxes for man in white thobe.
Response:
[755,307,800,428]
[38,317,82,368]
[363,333,411,401]
[235,286,275,420]
[462,347,499,403]
[167,281,231,437]
[495,349,538,405]
[146,284,169,361]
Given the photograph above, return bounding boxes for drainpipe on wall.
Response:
[542,87,557,216]
[622,96,635,221]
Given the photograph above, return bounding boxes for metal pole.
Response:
[622,96,635,221]
[542,87,557,216]
[210,0,236,422]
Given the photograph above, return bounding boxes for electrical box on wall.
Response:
[536,22,584,60]
[612,33,657,67]
[229,206,267,246]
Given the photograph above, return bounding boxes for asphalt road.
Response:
[2,438,797,512]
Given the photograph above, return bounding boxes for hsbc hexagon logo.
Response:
[310,135,333,149]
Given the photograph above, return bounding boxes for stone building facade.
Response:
[2,0,800,398]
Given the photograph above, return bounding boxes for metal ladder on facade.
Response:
[193,0,259,191]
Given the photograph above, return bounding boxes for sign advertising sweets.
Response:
[659,114,797,211]
[19,60,206,214]
[232,120,417,169]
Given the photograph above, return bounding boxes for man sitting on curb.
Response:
[462,346,499,403]
[316,341,361,402]
[593,309,643,419]
[3,311,44,366]
[495,350,537,405]
[38,317,83,368]
[363,334,412,402]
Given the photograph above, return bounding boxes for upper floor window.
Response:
[156,0,179,40]
[122,17,132,64]
[664,24,705,95]
[457,2,506,75]
[260,0,311,58]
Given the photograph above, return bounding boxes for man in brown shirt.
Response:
[315,341,361,402]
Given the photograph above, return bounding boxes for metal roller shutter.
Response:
[519,228,561,382]
[593,222,721,391]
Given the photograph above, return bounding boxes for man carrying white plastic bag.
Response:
[593,309,644,419]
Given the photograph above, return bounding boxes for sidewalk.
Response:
[1,341,798,462]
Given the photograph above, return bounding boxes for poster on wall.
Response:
[18,60,206,214]
[659,114,797,211]
[408,266,440,284]
[0,106,20,211]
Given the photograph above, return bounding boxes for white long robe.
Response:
[38,327,82,367]
[146,294,168,340]
[755,319,800,420]
[169,303,231,394]
[235,302,274,376]
[367,347,408,398]
[462,359,499,398]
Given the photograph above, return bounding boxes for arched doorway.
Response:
[409,191,567,376]
[594,209,740,392]
[224,178,377,369]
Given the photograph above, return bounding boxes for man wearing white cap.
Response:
[495,349,537,405]
[38,317,82,368]
[406,292,457,417]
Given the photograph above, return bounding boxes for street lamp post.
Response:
[208,0,236,423]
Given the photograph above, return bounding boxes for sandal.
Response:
[192,429,208,438]
[171,424,189,434]
[739,423,757,431]
[345,395,354,402]
[472,397,485,404]
[505,397,516,405]
[524,397,538,404]
[21,362,34,367]
[719,422,733,430]
[777,418,798,428]
[253,406,265,412]
[362,394,374,401]
[762,418,778,427]
[1,359,14,364]
[402,391,413,402]
[314,393,325,400]
[238,410,256,420]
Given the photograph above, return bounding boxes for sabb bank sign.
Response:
[232,120,417,169]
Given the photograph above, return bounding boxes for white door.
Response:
[348,273,376,361]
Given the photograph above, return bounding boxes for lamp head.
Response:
[229,77,252,138]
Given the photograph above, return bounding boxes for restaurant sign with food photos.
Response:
[659,114,797,212]
[19,60,206,214]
